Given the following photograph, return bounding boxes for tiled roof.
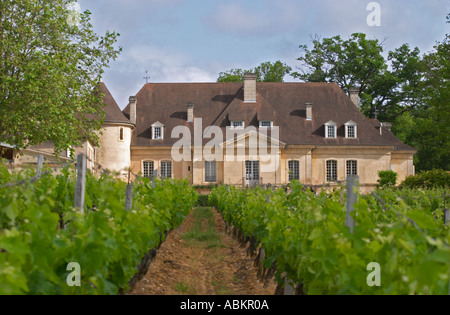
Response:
[122,82,416,151]
[98,82,134,126]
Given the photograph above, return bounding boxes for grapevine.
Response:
[0,163,197,295]
[210,182,450,295]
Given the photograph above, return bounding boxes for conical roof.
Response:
[98,82,134,126]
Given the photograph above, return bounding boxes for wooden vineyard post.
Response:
[74,154,87,213]
[444,192,449,226]
[151,170,159,189]
[345,175,359,234]
[125,183,134,211]
[283,275,295,295]
[36,154,44,179]
[256,248,266,280]
[125,169,134,211]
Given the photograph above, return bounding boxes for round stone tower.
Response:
[96,82,135,177]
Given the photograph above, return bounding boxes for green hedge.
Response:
[400,169,450,189]
[377,170,398,188]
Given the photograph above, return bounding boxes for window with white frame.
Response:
[288,160,300,181]
[259,121,273,128]
[231,121,244,129]
[325,121,337,138]
[346,160,358,177]
[161,161,172,179]
[152,122,165,140]
[153,127,162,139]
[326,160,338,182]
[143,161,154,178]
[345,121,357,138]
[205,161,216,182]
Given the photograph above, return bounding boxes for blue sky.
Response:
[77,0,449,108]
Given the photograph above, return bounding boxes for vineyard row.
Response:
[209,181,450,295]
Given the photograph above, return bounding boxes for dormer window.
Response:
[325,121,337,138]
[231,121,244,129]
[345,121,357,138]
[152,121,165,140]
[259,121,273,128]
[154,127,162,139]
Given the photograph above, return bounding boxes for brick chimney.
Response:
[348,87,360,108]
[243,73,257,103]
[187,102,194,122]
[129,96,137,125]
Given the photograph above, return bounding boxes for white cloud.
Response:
[102,44,218,107]
[79,0,448,109]
[123,45,215,82]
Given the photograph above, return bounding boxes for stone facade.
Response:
[122,78,416,188]
[2,79,416,189]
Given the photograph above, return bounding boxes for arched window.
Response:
[161,161,172,179]
[346,160,358,176]
[143,161,154,178]
[326,160,338,182]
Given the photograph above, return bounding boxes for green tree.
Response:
[0,0,121,153]
[393,15,450,171]
[292,33,424,121]
[293,33,386,93]
[217,68,246,82]
[254,61,292,82]
[294,27,449,172]
[422,14,450,131]
[217,61,291,82]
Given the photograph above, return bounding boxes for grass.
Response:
[175,281,189,294]
[175,280,198,295]
[181,207,223,249]
[179,207,232,294]
[212,280,233,295]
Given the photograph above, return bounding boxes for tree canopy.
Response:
[0,0,121,153]
[392,15,450,171]
[292,25,449,171]
[292,33,424,122]
[217,61,291,83]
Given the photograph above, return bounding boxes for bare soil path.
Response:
[129,207,277,295]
